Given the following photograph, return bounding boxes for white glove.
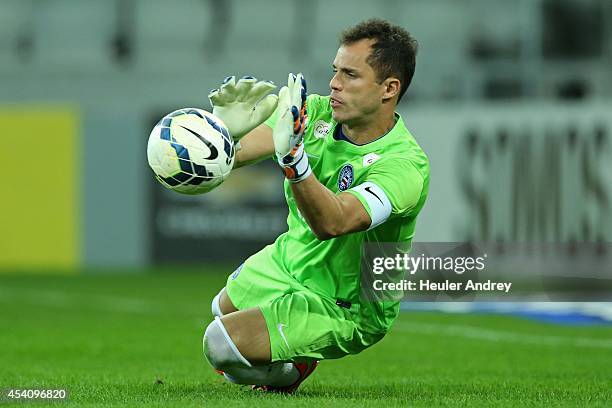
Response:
[208,75,278,142]
[273,73,310,182]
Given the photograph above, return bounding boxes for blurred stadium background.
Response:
[1,0,610,269]
[0,0,611,405]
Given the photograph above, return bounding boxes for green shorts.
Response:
[225,244,385,363]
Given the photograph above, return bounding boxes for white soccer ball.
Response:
[147,108,235,195]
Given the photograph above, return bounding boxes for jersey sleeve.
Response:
[346,159,424,227]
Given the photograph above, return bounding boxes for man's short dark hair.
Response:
[340,19,418,102]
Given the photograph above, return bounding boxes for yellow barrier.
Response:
[0,107,79,271]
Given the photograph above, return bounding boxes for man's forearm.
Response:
[233,124,275,169]
[234,148,271,169]
[290,176,370,240]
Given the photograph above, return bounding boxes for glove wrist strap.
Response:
[278,144,311,183]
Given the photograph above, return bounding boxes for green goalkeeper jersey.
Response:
[264,94,429,333]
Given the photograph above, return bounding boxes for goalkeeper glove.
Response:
[273,73,310,183]
[208,76,278,145]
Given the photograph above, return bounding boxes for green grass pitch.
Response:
[1,269,611,407]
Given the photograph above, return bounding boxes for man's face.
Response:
[329,39,387,125]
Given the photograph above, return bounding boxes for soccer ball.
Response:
[147,108,235,195]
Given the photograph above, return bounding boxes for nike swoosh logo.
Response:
[365,186,384,205]
[180,125,218,160]
[277,323,290,348]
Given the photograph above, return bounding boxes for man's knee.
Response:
[211,290,224,317]
[203,317,297,387]
[204,308,272,365]
[211,288,238,317]
[203,317,251,372]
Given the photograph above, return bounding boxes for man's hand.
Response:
[273,73,310,182]
[208,76,278,142]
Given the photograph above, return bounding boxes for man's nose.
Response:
[329,73,341,91]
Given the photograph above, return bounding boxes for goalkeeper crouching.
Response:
[202,19,429,394]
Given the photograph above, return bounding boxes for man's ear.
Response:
[382,77,401,101]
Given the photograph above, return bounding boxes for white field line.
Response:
[392,321,612,349]
[0,287,203,316]
[401,301,612,321]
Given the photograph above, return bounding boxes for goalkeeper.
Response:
[203,19,429,394]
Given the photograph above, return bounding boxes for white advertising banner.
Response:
[403,103,611,243]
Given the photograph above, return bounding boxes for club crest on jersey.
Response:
[337,164,354,191]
